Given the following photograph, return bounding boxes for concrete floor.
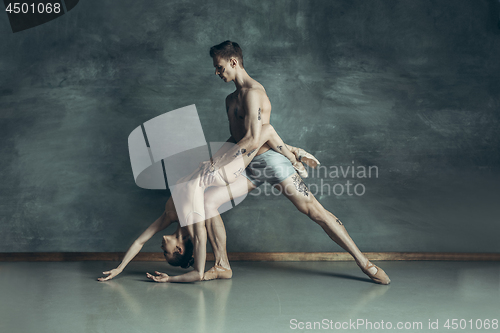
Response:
[1,261,499,333]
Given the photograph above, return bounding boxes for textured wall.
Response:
[1,0,499,253]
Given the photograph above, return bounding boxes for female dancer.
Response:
[97,135,319,282]
[142,118,389,284]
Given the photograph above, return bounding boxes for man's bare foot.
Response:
[203,265,233,281]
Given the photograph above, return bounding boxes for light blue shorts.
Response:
[243,149,296,187]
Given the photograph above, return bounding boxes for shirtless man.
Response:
[189,40,390,284]
[100,41,390,285]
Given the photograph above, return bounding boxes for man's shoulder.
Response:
[242,86,267,101]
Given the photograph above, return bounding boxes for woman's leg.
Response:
[259,124,299,165]
[261,128,321,172]
[285,144,321,168]
[178,123,310,225]
[208,124,307,187]
[259,124,308,177]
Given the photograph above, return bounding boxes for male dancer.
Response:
[101,41,390,285]
[192,40,390,284]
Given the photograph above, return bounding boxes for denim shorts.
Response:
[243,149,296,187]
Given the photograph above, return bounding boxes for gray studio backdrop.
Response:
[1,0,499,253]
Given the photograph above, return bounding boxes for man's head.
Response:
[210,40,244,82]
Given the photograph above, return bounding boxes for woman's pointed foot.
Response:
[293,161,308,178]
[296,148,320,169]
[203,265,233,281]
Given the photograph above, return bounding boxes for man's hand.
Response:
[146,271,170,283]
[199,160,219,187]
[97,268,122,282]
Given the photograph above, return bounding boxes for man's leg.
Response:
[202,175,257,279]
[274,173,390,284]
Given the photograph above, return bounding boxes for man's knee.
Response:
[298,200,326,224]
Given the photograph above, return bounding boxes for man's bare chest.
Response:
[227,98,246,125]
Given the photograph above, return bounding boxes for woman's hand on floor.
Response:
[146,271,169,283]
[97,268,122,282]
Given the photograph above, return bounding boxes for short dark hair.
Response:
[210,40,244,68]
[166,239,194,269]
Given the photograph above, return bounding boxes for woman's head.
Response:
[161,233,194,269]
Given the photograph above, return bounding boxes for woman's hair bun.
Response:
[181,256,194,269]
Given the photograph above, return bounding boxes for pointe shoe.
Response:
[202,265,233,281]
[293,161,308,178]
[360,261,391,285]
[296,148,320,169]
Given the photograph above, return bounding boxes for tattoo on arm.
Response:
[247,148,257,157]
[277,145,283,151]
[233,148,247,158]
[335,217,343,226]
[258,108,261,121]
[233,168,243,178]
[292,174,309,197]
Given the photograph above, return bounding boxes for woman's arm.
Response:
[98,205,175,281]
